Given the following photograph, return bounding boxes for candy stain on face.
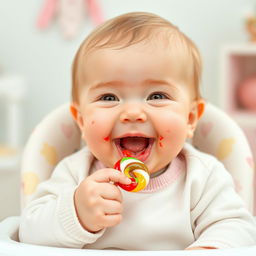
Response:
[104,136,110,141]
[159,135,164,147]
[114,157,150,192]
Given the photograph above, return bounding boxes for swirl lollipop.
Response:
[114,157,150,192]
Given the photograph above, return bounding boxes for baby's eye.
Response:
[99,94,119,101]
[147,92,168,100]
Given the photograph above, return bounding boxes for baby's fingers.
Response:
[100,183,122,202]
[93,169,131,185]
[101,214,123,228]
[102,199,123,215]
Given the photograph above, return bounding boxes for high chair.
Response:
[0,102,255,256]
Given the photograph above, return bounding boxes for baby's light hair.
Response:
[72,12,202,103]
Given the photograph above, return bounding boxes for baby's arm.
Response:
[188,162,256,249]
[19,155,130,248]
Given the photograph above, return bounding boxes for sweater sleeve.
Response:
[189,161,256,249]
[19,155,105,248]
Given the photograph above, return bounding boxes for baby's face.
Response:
[74,42,199,174]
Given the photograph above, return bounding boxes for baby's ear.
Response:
[70,103,84,131]
[187,99,205,138]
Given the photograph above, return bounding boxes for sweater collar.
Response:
[92,154,185,193]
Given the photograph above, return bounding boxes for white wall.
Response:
[0,0,254,143]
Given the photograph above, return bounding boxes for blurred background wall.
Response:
[0,0,254,141]
[0,0,255,219]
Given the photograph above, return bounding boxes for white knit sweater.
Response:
[19,143,256,250]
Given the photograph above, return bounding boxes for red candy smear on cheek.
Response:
[104,136,110,141]
[159,136,164,147]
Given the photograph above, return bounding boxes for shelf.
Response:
[220,43,256,117]
[0,146,20,171]
[222,43,256,55]
[0,156,20,171]
[0,75,26,100]
[0,75,26,152]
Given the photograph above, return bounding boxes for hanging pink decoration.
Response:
[86,0,104,25]
[37,0,59,29]
[36,0,104,39]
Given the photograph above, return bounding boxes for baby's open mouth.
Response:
[114,136,154,162]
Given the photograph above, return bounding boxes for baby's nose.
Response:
[120,103,147,123]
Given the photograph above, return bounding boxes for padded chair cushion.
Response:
[193,103,255,213]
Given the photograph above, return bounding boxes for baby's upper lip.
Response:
[114,133,154,139]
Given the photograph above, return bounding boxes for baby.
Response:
[19,12,256,250]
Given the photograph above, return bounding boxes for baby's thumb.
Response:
[94,169,131,185]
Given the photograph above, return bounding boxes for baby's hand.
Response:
[74,168,131,233]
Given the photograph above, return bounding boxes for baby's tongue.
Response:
[121,137,148,152]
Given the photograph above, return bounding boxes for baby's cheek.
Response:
[154,114,188,148]
[84,112,114,142]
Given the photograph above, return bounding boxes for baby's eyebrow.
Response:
[89,81,123,91]
[142,79,180,93]
[142,79,173,87]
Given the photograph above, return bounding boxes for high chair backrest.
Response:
[20,103,255,213]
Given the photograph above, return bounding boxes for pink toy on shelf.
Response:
[114,157,150,192]
[36,0,104,39]
[237,76,256,112]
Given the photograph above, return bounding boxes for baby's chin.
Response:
[147,159,172,175]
